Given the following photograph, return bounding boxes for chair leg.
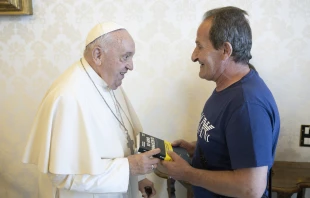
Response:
[277,192,294,198]
[187,187,194,198]
[167,178,176,198]
[297,188,306,198]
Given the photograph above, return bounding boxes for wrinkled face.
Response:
[191,19,224,81]
[100,30,135,90]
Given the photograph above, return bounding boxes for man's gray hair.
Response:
[203,6,252,64]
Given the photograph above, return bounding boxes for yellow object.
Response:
[164,141,173,161]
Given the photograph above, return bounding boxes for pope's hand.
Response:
[127,148,161,175]
[138,178,156,197]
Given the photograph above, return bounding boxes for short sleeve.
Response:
[225,103,273,169]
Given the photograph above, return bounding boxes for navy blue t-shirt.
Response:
[192,69,280,198]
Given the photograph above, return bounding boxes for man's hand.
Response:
[127,148,161,175]
[172,139,196,157]
[138,178,156,198]
[161,150,192,181]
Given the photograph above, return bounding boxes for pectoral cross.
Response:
[126,133,135,155]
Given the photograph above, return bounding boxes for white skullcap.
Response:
[85,22,125,46]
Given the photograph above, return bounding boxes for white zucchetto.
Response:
[85,22,124,46]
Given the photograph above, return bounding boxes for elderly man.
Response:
[22,22,160,198]
[162,6,280,198]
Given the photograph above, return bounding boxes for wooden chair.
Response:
[272,161,310,198]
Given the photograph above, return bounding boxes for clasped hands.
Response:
[127,139,195,195]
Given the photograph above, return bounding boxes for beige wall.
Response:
[0,0,309,197]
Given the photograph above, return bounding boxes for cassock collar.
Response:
[81,57,110,90]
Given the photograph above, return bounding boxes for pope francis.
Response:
[22,22,160,198]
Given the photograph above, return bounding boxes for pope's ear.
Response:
[222,42,232,60]
[92,46,102,65]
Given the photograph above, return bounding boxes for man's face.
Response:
[100,30,135,90]
[191,19,225,81]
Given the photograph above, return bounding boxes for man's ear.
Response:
[92,46,102,65]
[222,42,232,60]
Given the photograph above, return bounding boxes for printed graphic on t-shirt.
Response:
[197,113,215,142]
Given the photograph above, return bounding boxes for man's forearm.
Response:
[183,166,267,198]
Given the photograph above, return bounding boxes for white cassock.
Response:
[22,57,144,198]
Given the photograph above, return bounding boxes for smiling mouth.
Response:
[120,72,126,75]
